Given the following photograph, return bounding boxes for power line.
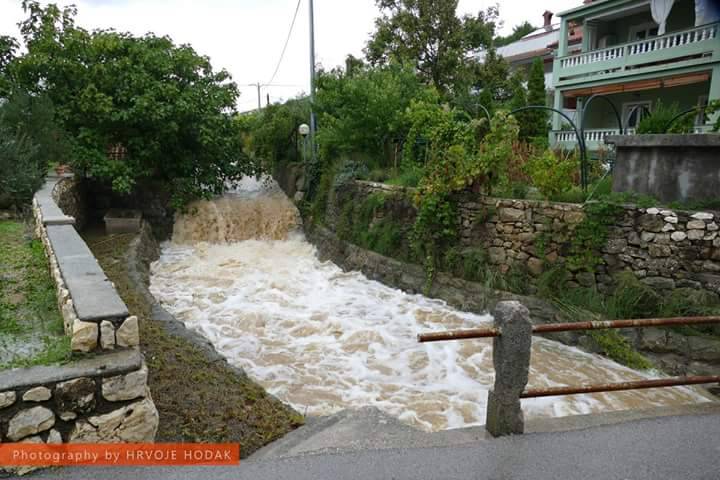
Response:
[266,0,302,86]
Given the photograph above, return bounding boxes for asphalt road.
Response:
[25,413,720,480]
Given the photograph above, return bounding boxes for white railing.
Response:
[553,125,712,146]
[559,23,719,69]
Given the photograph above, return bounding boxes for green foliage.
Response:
[336,191,409,261]
[0,35,18,96]
[525,149,575,200]
[10,1,253,208]
[704,100,720,132]
[635,100,694,134]
[568,201,624,271]
[589,330,653,370]
[523,58,549,141]
[316,65,432,165]
[239,98,310,171]
[472,48,514,109]
[365,0,498,94]
[493,21,536,47]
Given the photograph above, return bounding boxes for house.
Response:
[550,0,720,150]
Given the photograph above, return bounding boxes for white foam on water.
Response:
[150,227,713,432]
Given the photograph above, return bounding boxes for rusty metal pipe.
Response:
[417,316,720,343]
[417,327,500,343]
[520,375,720,398]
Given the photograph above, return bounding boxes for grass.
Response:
[83,227,303,454]
[0,219,70,369]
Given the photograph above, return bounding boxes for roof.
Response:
[557,0,643,19]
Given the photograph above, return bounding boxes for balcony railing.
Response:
[552,125,713,148]
[556,23,719,84]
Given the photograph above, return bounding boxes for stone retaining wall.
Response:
[352,180,720,299]
[0,176,158,466]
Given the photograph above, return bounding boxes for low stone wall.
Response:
[352,180,720,299]
[0,176,158,463]
[33,176,138,353]
[0,350,157,446]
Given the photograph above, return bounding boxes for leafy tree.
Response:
[472,48,515,112]
[524,58,549,142]
[315,65,434,166]
[365,0,498,94]
[11,1,254,207]
[494,21,536,47]
[239,97,310,170]
[0,92,68,208]
[0,35,18,97]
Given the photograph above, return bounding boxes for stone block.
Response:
[527,257,543,277]
[54,377,96,414]
[641,276,675,290]
[70,396,158,443]
[22,386,51,402]
[102,365,148,402]
[71,319,98,352]
[0,391,17,409]
[116,316,140,347]
[691,212,714,221]
[100,320,116,350]
[648,244,671,258]
[638,214,664,232]
[687,220,706,230]
[671,231,687,242]
[499,207,525,223]
[8,407,55,441]
[687,229,705,241]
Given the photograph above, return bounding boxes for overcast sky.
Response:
[0,0,580,111]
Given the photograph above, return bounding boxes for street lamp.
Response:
[298,123,310,163]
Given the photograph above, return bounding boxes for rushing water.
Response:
[149,179,713,432]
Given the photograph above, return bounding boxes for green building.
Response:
[551,0,720,149]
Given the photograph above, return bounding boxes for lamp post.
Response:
[298,123,310,164]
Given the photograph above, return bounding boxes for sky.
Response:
[0,0,581,111]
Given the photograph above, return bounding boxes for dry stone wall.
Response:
[353,181,720,299]
[1,175,157,467]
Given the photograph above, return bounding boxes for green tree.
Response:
[11,1,254,207]
[365,0,498,95]
[315,65,434,165]
[0,35,18,97]
[524,58,549,142]
[494,21,536,47]
[472,48,514,111]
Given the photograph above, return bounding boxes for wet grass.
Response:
[83,227,303,455]
[0,219,70,369]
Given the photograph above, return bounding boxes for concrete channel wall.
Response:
[0,176,157,463]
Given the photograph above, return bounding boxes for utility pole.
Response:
[267,93,270,107]
[308,0,317,166]
[255,82,262,111]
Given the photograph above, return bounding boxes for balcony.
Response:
[555,23,719,87]
[552,125,714,150]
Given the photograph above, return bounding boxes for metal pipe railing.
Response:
[418,306,720,437]
[418,316,720,343]
[521,375,720,398]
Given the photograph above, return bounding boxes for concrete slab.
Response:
[0,349,143,390]
[46,225,129,321]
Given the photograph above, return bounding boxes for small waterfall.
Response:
[172,177,302,244]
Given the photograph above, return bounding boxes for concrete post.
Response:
[485,301,532,437]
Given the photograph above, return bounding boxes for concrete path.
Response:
[27,406,720,480]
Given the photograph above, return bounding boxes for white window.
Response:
[623,101,652,129]
[629,22,660,42]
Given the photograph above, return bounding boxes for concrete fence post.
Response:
[485,301,532,437]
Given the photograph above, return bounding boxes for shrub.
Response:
[525,149,575,200]
[635,100,694,134]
